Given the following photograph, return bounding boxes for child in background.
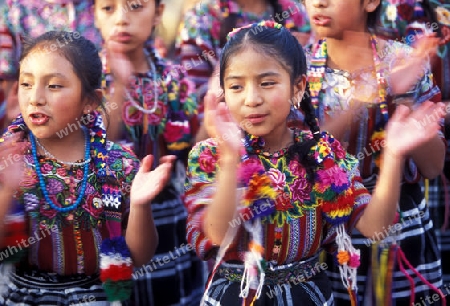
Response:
[378,0,450,297]
[0,31,168,305]
[0,0,102,127]
[93,0,204,305]
[184,21,445,305]
[177,0,311,141]
[304,0,446,304]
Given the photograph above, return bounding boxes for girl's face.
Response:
[94,0,163,52]
[223,47,304,139]
[304,0,380,39]
[18,51,91,139]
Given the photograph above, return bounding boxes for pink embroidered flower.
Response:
[288,160,306,177]
[331,141,346,159]
[163,121,189,143]
[76,169,84,180]
[267,169,286,191]
[291,177,311,202]
[83,195,103,219]
[238,158,264,183]
[40,163,53,175]
[198,147,217,173]
[56,167,67,177]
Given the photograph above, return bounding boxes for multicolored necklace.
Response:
[29,127,90,213]
[243,130,301,158]
[308,35,388,168]
[308,34,389,123]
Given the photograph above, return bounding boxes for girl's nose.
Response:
[29,87,46,106]
[115,5,130,25]
[244,86,263,107]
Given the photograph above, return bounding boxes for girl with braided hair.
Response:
[93,0,205,305]
[176,0,311,142]
[184,20,445,305]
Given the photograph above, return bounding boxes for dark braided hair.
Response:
[220,23,321,182]
[420,0,443,38]
[219,0,285,48]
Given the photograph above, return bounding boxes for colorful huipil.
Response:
[0,112,140,305]
[307,37,445,305]
[176,0,310,118]
[185,129,371,305]
[101,48,205,305]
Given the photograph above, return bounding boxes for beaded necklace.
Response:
[29,126,90,213]
[309,35,389,122]
[308,35,388,169]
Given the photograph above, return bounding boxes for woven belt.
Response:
[217,254,323,286]
[10,268,101,290]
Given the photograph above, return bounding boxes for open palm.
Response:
[385,102,444,157]
[130,155,175,207]
[0,133,28,191]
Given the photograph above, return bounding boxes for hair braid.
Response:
[300,82,321,141]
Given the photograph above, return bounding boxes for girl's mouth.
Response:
[313,15,331,26]
[29,113,50,125]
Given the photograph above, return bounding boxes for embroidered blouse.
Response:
[101,49,197,161]
[176,0,310,117]
[0,123,140,276]
[0,0,101,81]
[184,130,371,263]
[307,39,441,180]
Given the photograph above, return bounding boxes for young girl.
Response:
[303,0,446,304]
[184,21,445,305]
[0,31,171,305]
[93,0,205,305]
[177,0,311,141]
[0,0,102,127]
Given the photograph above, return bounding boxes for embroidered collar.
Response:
[243,129,301,158]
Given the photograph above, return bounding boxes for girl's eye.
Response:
[229,85,242,91]
[49,84,63,89]
[130,4,143,10]
[262,81,276,87]
[20,82,31,88]
[102,6,113,12]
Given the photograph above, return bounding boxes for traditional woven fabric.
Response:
[185,129,371,304]
[176,0,310,118]
[102,42,205,305]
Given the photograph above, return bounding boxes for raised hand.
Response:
[384,101,445,158]
[0,133,28,191]
[130,155,175,207]
[390,34,440,95]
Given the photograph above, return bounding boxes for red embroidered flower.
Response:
[123,101,143,126]
[163,121,188,143]
[198,147,217,173]
[397,3,414,21]
[76,169,84,180]
[330,141,346,159]
[274,192,293,211]
[238,158,264,183]
[291,177,311,202]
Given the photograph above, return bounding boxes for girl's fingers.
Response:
[390,104,411,123]
[140,155,154,173]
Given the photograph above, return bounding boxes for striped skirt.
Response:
[326,180,443,306]
[203,266,334,306]
[0,265,114,305]
[131,185,205,306]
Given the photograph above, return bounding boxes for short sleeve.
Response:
[184,138,220,260]
[106,141,140,230]
[316,134,371,250]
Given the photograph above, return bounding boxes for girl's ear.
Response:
[366,0,381,13]
[153,3,165,28]
[293,75,307,108]
[84,89,102,114]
